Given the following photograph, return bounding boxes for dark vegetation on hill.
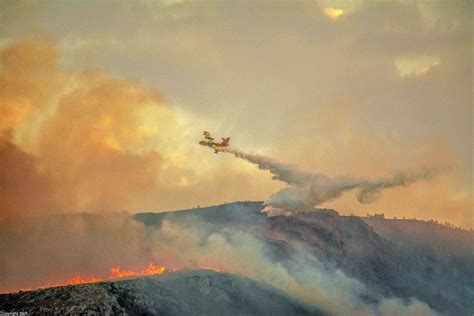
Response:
[136,202,474,315]
[0,270,323,315]
[1,202,472,315]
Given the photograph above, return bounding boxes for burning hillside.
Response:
[1,202,472,315]
[2,263,167,294]
[0,270,322,316]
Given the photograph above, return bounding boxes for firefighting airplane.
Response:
[199,131,230,153]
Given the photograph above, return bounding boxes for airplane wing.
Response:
[203,131,214,140]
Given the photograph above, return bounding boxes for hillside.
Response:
[1,202,472,315]
[136,202,474,315]
[0,270,322,315]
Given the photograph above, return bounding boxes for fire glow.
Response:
[4,263,167,294]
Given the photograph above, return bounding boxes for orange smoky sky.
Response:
[0,37,281,218]
[0,37,164,216]
[0,36,471,228]
[0,0,471,228]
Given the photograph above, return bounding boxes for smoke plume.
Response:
[0,37,175,217]
[0,213,438,316]
[0,37,284,218]
[222,148,438,212]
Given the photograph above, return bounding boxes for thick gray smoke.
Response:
[222,148,437,212]
[0,213,438,316]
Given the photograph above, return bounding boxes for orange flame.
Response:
[3,263,167,294]
[111,263,166,278]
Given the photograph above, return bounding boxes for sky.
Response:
[0,0,472,227]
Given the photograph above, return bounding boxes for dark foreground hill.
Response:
[0,270,322,316]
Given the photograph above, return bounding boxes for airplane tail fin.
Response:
[221,137,230,146]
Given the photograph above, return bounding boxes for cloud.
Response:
[0,37,284,218]
[222,148,439,214]
[0,37,174,216]
[0,0,471,228]
[322,7,344,20]
[395,55,440,78]
[0,135,58,217]
[273,98,470,226]
[0,36,62,131]
[36,69,168,212]
[379,298,438,316]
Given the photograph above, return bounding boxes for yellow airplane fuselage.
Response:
[199,132,230,153]
[199,140,228,153]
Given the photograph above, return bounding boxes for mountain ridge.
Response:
[1,201,472,315]
[0,270,323,316]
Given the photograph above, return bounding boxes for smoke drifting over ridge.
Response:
[0,211,439,316]
[222,148,438,212]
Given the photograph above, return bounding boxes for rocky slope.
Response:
[137,202,474,315]
[1,202,472,315]
[0,270,322,315]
